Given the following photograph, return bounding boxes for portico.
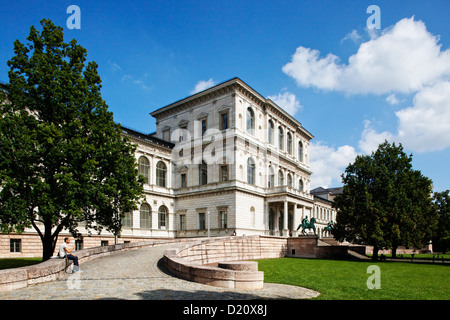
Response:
[265,192,314,237]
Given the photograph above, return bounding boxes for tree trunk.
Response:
[42,235,55,261]
[372,245,379,261]
[42,221,58,261]
[392,246,398,259]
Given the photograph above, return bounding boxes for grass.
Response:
[256,258,450,300]
[0,258,42,270]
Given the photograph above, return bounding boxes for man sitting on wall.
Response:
[59,237,82,273]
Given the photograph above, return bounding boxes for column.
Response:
[291,204,299,237]
[283,201,289,237]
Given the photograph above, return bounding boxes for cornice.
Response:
[150,77,314,140]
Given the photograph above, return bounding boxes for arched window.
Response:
[278,210,284,231]
[299,179,304,192]
[156,161,167,187]
[287,173,293,188]
[122,212,133,228]
[138,156,150,184]
[298,141,304,162]
[278,169,284,186]
[140,203,151,229]
[287,132,292,155]
[278,126,284,150]
[269,208,275,233]
[158,206,168,229]
[268,120,274,144]
[246,107,255,134]
[247,158,255,185]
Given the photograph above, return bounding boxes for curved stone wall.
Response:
[163,235,288,290]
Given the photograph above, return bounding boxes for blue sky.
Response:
[1,0,449,192]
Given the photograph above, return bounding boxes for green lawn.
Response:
[0,258,42,270]
[257,258,450,300]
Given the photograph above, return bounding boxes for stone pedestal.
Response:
[287,235,319,258]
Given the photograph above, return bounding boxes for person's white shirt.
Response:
[59,242,68,257]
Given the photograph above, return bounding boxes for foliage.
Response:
[0,19,144,260]
[332,141,437,260]
[433,190,450,253]
[0,258,42,270]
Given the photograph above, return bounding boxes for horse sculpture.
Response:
[324,221,334,233]
[297,216,317,235]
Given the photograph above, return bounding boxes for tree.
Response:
[0,19,144,261]
[432,190,450,253]
[332,141,436,261]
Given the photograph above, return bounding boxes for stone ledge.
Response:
[218,261,258,272]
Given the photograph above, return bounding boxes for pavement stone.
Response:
[0,244,320,300]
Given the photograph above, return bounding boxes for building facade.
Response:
[0,78,337,258]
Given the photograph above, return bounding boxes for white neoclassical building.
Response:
[0,78,337,257]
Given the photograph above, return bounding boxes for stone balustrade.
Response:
[163,235,288,290]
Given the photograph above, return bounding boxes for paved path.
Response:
[0,244,320,300]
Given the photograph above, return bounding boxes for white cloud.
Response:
[121,74,151,91]
[283,17,450,95]
[341,29,362,44]
[107,59,122,72]
[268,91,303,115]
[191,79,216,94]
[396,81,450,152]
[358,120,396,154]
[282,47,342,91]
[310,142,357,188]
[386,94,401,105]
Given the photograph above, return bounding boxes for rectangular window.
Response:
[101,240,109,247]
[162,129,170,141]
[198,212,205,230]
[219,210,228,229]
[181,173,187,188]
[220,112,229,130]
[179,214,186,230]
[199,162,207,185]
[179,124,187,142]
[220,165,229,182]
[10,239,21,253]
[201,119,207,136]
[75,240,83,251]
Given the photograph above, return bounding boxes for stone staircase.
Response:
[318,238,370,260]
[347,249,370,260]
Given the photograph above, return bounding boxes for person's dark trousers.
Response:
[67,254,79,267]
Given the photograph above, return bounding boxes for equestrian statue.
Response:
[297,216,317,235]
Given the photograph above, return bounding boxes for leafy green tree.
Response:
[432,190,450,253]
[332,141,436,261]
[0,19,144,261]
